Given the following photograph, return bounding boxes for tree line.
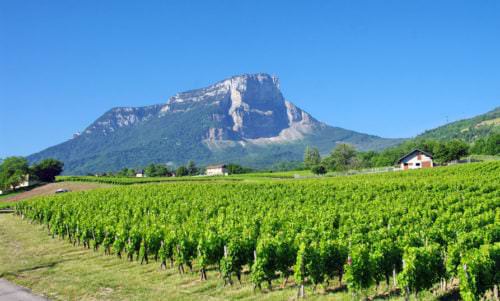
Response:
[96,161,253,178]
[304,133,498,174]
[0,157,63,192]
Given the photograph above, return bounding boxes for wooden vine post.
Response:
[403,259,409,301]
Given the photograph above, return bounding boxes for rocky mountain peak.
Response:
[81,73,318,141]
[157,73,319,142]
[164,73,282,106]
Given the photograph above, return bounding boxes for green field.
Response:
[5,162,500,300]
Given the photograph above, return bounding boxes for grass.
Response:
[0,202,13,209]
[0,191,21,200]
[0,213,419,301]
[468,154,500,161]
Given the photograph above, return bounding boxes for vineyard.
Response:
[15,162,500,300]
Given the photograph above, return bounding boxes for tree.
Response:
[0,156,29,191]
[471,133,500,155]
[144,164,170,177]
[357,151,377,168]
[117,168,136,177]
[311,165,327,175]
[31,158,64,182]
[430,139,469,163]
[442,140,469,162]
[484,133,500,155]
[186,160,198,176]
[176,166,188,177]
[116,168,130,177]
[323,144,358,171]
[226,164,252,174]
[126,169,136,177]
[304,146,321,169]
[145,164,157,177]
[155,164,169,177]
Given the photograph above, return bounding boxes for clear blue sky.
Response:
[1,1,499,158]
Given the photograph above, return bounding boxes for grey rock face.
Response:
[161,73,317,140]
[85,73,317,141]
[83,105,163,136]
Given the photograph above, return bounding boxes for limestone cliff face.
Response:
[159,73,319,143]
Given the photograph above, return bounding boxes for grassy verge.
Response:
[0,191,21,200]
[0,202,13,209]
[468,154,500,161]
[0,213,416,301]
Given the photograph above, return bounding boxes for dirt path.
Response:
[0,182,111,203]
[0,279,49,301]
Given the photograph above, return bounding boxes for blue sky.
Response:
[1,1,499,158]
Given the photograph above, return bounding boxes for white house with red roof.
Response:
[397,149,434,170]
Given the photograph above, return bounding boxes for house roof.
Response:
[397,149,433,164]
[206,164,227,169]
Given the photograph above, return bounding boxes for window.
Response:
[416,163,421,167]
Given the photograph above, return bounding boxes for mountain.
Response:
[417,107,499,141]
[28,73,402,174]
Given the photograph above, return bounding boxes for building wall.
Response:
[206,167,228,176]
[1,175,39,194]
[14,175,39,189]
[400,153,433,170]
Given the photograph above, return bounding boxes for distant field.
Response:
[5,162,498,300]
[54,168,386,183]
[55,172,302,185]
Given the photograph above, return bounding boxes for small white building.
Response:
[135,170,145,177]
[15,174,36,188]
[397,149,434,170]
[0,174,38,194]
[205,164,228,176]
